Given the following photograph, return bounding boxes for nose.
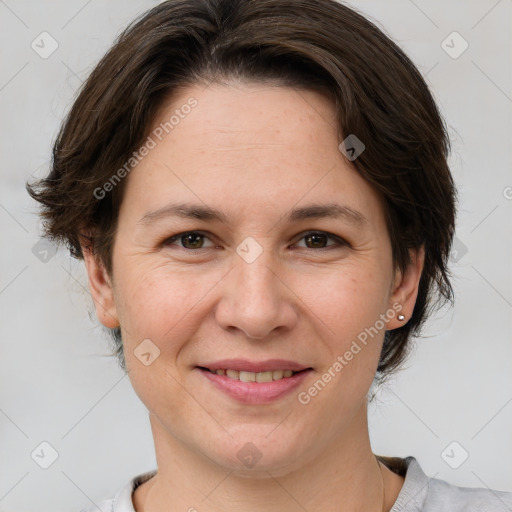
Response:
[214,249,298,341]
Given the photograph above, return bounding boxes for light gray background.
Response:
[1,1,511,510]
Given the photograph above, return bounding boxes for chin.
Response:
[205,429,311,477]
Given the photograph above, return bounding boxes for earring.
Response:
[397,314,405,321]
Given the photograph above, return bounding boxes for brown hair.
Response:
[26,0,457,383]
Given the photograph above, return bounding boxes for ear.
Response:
[81,243,120,329]
[386,246,425,330]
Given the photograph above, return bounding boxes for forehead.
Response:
[118,82,385,227]
[149,81,338,161]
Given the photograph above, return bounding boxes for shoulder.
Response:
[378,455,512,512]
[425,476,512,512]
[79,470,157,512]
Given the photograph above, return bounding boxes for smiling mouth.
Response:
[198,367,310,382]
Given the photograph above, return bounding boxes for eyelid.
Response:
[163,230,349,251]
[164,230,217,249]
[292,230,348,249]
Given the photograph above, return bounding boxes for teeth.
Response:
[226,369,239,379]
[256,371,273,382]
[212,369,298,382]
[239,371,256,382]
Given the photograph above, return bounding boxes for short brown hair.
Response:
[27,0,457,382]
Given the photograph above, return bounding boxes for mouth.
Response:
[196,360,313,404]
[198,367,309,382]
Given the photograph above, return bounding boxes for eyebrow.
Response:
[138,201,368,227]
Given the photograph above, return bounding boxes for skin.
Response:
[82,81,424,511]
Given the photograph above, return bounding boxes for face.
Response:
[84,82,423,475]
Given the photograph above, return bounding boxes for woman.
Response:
[27,0,512,510]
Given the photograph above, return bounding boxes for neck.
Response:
[134,403,400,512]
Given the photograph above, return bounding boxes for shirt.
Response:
[81,456,512,511]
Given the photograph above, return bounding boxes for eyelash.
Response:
[163,230,348,252]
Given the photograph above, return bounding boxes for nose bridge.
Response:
[237,247,278,303]
[236,241,281,309]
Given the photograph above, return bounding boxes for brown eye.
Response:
[294,231,347,250]
[165,231,215,250]
[304,233,329,249]
[181,233,205,249]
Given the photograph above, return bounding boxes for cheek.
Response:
[300,259,392,401]
[296,270,388,423]
[113,260,219,348]
[298,259,392,339]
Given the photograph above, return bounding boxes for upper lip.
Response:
[198,359,311,373]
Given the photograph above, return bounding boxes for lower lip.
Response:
[198,368,312,404]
